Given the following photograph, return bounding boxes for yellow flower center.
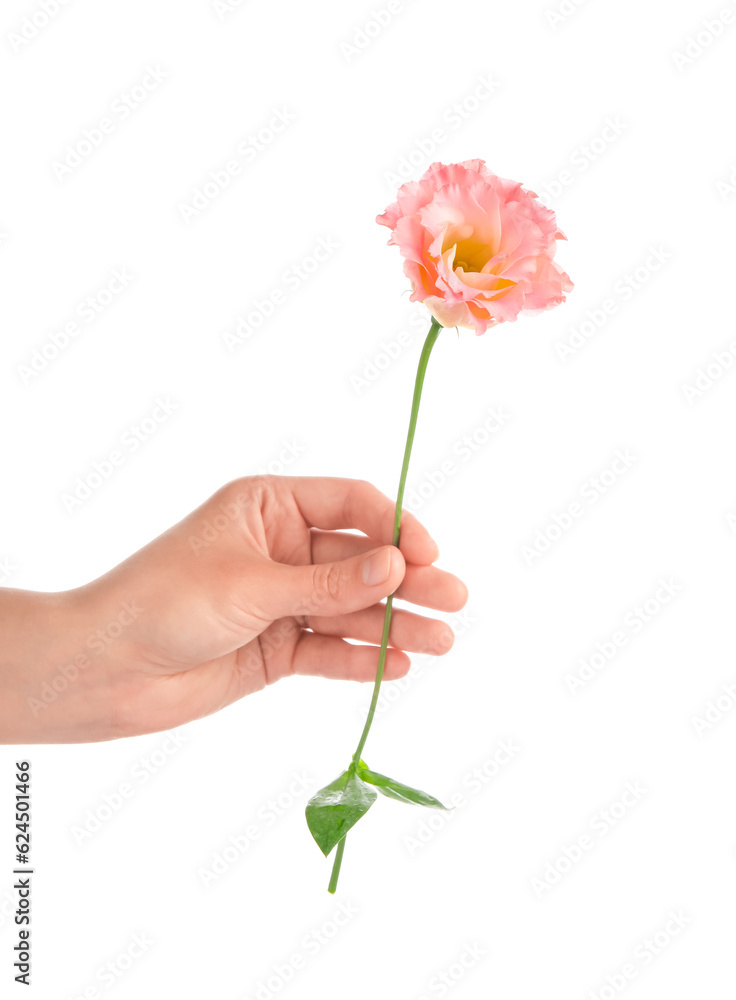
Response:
[452,239,491,273]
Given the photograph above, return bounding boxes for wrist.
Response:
[0,585,132,744]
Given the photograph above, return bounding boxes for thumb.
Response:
[260,545,406,620]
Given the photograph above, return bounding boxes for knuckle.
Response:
[242,473,276,495]
[351,476,377,504]
[213,475,276,517]
[400,507,417,527]
[314,562,344,605]
[214,476,248,507]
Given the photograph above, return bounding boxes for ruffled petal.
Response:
[377,159,572,335]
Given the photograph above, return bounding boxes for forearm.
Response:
[0,586,127,744]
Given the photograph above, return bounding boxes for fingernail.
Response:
[362,548,392,586]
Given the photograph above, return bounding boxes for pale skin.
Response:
[0,476,468,745]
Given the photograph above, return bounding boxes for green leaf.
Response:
[356,766,450,810]
[305,769,378,857]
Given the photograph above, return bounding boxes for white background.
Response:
[2,0,736,997]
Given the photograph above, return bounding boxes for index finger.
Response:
[280,476,440,566]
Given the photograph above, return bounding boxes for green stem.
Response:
[327,836,346,894]
[326,316,443,893]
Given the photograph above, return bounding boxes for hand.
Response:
[2,477,467,743]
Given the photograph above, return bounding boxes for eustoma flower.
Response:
[378,158,573,333]
[305,160,573,892]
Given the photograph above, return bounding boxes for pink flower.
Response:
[377,159,573,334]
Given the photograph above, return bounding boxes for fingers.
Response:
[283,476,440,565]
[395,563,468,612]
[290,632,411,682]
[311,529,468,612]
[306,604,455,656]
[256,545,406,620]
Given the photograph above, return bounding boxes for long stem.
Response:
[327,316,443,892]
[328,836,346,894]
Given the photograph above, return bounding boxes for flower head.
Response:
[377,159,573,334]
